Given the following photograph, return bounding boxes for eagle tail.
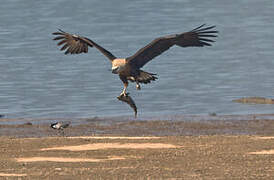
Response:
[137,70,157,84]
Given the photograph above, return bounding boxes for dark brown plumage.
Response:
[52,24,217,102]
[126,24,217,68]
[52,29,116,61]
[52,24,217,66]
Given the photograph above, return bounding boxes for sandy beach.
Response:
[1,115,274,179]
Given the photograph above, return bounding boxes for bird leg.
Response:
[120,82,128,97]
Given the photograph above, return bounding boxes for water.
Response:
[0,0,274,119]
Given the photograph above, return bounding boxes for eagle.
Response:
[52,24,217,97]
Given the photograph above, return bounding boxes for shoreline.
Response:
[0,113,274,138]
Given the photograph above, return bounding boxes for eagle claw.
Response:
[117,92,129,99]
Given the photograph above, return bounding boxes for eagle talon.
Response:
[118,92,129,98]
[123,92,129,97]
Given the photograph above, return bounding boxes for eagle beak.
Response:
[111,67,119,74]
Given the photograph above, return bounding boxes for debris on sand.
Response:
[233,97,274,104]
[117,93,137,117]
[23,122,32,126]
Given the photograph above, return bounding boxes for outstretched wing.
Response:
[126,24,218,69]
[52,29,116,61]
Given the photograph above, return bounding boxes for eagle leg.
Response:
[120,82,128,96]
[119,75,130,96]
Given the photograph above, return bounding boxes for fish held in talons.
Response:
[117,93,137,118]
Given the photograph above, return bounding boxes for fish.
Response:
[117,93,137,118]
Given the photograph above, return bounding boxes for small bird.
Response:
[52,24,217,97]
[50,122,70,130]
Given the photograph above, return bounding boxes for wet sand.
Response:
[0,115,274,179]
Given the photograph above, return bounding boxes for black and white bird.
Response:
[50,122,70,130]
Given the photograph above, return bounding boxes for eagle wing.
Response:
[126,24,218,69]
[52,29,116,61]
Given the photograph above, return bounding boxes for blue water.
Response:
[0,0,274,119]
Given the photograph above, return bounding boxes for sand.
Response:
[0,173,27,177]
[16,156,126,163]
[41,143,179,151]
[0,116,274,179]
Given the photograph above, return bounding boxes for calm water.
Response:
[0,0,274,119]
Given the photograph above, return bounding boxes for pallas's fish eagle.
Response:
[52,24,217,96]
